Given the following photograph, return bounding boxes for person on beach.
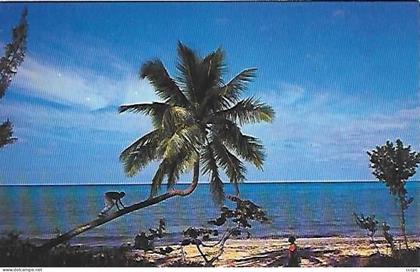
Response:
[287,236,300,267]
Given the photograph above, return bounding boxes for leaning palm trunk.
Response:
[39,162,199,251]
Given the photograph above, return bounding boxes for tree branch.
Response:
[196,228,235,266]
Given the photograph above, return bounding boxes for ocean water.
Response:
[0,182,418,246]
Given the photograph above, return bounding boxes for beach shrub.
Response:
[134,218,173,254]
[0,231,156,267]
[0,231,39,266]
[180,195,269,266]
[382,221,396,255]
[367,139,420,249]
[353,215,407,258]
[353,213,379,253]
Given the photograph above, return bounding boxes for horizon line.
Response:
[1,179,419,186]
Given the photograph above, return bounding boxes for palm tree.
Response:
[119,42,274,204]
[40,42,274,250]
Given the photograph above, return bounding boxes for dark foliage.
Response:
[0,8,28,148]
[353,213,379,251]
[0,8,27,97]
[353,213,378,234]
[0,231,155,267]
[0,119,17,148]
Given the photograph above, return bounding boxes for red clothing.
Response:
[288,243,299,267]
[289,244,297,252]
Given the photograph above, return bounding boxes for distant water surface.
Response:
[0,182,418,246]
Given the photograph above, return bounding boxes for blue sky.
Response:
[0,2,418,185]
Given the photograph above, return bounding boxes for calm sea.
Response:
[0,182,418,246]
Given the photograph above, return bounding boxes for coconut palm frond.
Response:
[158,123,202,191]
[118,102,167,115]
[120,129,161,158]
[202,48,225,80]
[165,148,199,190]
[212,119,265,169]
[176,42,201,105]
[119,130,162,177]
[234,135,264,169]
[211,138,246,185]
[216,97,275,125]
[165,160,179,190]
[140,59,189,106]
[200,48,225,95]
[150,159,168,197]
[220,68,257,105]
[119,102,168,128]
[160,124,203,161]
[196,49,227,115]
[201,144,225,204]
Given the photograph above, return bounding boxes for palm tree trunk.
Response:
[39,162,200,251]
[400,203,409,249]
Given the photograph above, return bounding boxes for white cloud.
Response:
[122,77,160,105]
[245,82,420,167]
[1,53,163,145]
[11,56,158,110]
[277,82,305,105]
[0,97,154,145]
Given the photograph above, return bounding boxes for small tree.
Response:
[367,139,420,249]
[0,8,28,148]
[180,195,269,266]
[353,213,379,253]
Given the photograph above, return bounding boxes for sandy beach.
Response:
[127,236,420,267]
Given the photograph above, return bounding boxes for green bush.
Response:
[367,139,420,249]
